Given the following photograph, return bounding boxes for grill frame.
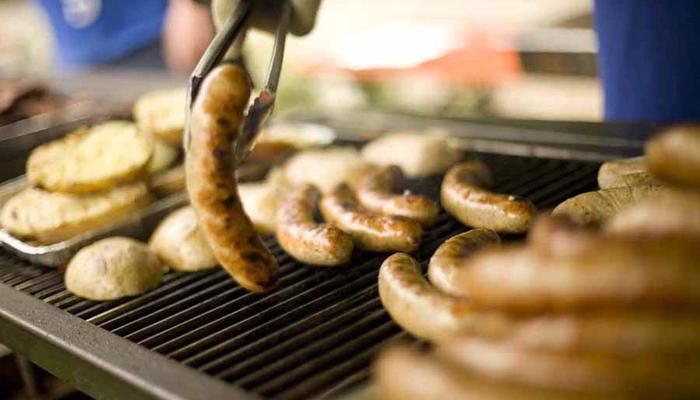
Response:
[0,113,644,400]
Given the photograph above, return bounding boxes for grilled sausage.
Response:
[320,183,423,252]
[356,165,439,227]
[427,228,500,296]
[276,183,354,266]
[605,188,700,239]
[441,161,536,233]
[473,312,700,356]
[599,171,659,189]
[185,63,278,292]
[597,156,646,189]
[551,185,665,226]
[646,124,700,188]
[374,345,597,400]
[437,337,700,396]
[378,253,510,342]
[455,236,700,311]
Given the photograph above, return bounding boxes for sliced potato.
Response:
[133,88,186,144]
[148,164,185,196]
[146,138,179,175]
[27,121,153,193]
[149,206,217,271]
[65,237,165,300]
[0,182,151,243]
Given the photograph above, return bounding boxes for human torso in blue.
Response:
[37,0,167,69]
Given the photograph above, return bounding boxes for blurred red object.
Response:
[304,26,521,87]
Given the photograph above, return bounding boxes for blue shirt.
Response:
[595,0,700,123]
[37,0,167,69]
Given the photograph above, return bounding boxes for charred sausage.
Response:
[441,161,536,233]
[276,183,354,266]
[185,63,278,292]
[320,183,423,252]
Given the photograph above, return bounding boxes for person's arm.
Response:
[162,0,215,74]
[595,0,700,123]
[162,0,322,74]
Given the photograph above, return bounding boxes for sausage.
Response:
[597,156,646,189]
[454,236,700,312]
[441,161,536,233]
[378,253,511,342]
[605,188,700,239]
[474,312,700,356]
[599,171,660,189]
[356,165,439,227]
[646,124,700,188]
[185,63,278,292]
[320,183,423,252]
[551,185,665,226]
[374,345,598,400]
[427,228,500,296]
[275,183,354,266]
[436,336,700,396]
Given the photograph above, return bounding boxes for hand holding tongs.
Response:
[185,0,291,164]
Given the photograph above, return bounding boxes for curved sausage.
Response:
[646,124,700,188]
[378,253,510,342]
[356,165,439,226]
[427,228,500,296]
[275,183,354,266]
[552,185,665,226]
[441,161,536,233]
[597,156,646,189]
[475,312,700,356]
[375,345,605,400]
[437,336,700,396]
[185,63,278,292]
[605,188,700,239]
[454,236,700,311]
[320,183,423,252]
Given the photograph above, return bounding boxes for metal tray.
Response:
[0,175,188,266]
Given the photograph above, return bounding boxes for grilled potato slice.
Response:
[0,182,151,243]
[65,237,165,300]
[148,164,185,196]
[133,88,186,144]
[146,137,179,175]
[27,121,153,193]
[149,206,217,271]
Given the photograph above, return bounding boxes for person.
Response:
[35,0,320,74]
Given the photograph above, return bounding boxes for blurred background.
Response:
[0,0,600,122]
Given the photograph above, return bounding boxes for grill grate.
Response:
[0,153,599,400]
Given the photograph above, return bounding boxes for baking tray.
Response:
[0,175,188,267]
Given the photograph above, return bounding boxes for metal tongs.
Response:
[185,0,291,163]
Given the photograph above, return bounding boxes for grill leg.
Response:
[16,355,41,400]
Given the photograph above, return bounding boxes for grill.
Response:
[0,150,600,400]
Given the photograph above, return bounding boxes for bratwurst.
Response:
[185,64,278,292]
[427,228,500,296]
[441,161,536,233]
[320,183,423,252]
[356,165,439,227]
[276,183,353,266]
[378,253,510,342]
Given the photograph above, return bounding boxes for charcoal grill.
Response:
[0,113,645,400]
